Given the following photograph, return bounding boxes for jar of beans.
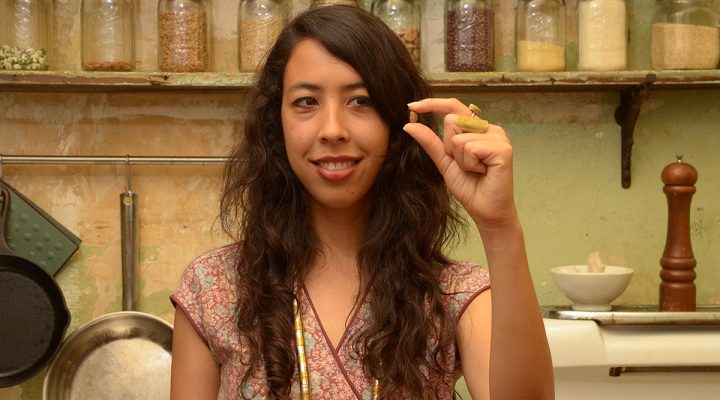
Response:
[577,0,627,72]
[158,0,209,72]
[651,0,719,70]
[238,0,287,72]
[445,0,494,72]
[82,0,135,71]
[515,0,566,72]
[0,0,50,70]
[372,0,421,66]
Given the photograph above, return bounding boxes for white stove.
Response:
[544,306,720,400]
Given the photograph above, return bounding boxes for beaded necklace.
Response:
[293,285,380,399]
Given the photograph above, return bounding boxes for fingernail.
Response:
[407,102,419,107]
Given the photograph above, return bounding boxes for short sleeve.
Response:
[170,245,241,364]
[439,261,491,323]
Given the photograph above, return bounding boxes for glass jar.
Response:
[0,0,50,70]
[372,0,421,65]
[445,0,494,72]
[577,0,627,71]
[82,0,135,71]
[158,0,209,72]
[238,0,287,72]
[515,0,566,72]
[651,0,720,70]
[312,0,358,6]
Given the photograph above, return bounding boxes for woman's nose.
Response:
[318,106,350,143]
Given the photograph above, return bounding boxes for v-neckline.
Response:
[300,283,369,353]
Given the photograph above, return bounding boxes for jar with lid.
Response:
[577,0,627,71]
[158,0,209,72]
[372,0,421,65]
[445,0,494,72]
[651,0,720,70]
[82,0,135,71]
[515,0,566,72]
[312,0,358,6]
[238,0,287,72]
[0,0,50,70]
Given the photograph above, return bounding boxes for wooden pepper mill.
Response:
[659,156,698,311]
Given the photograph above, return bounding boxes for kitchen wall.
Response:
[2,0,719,398]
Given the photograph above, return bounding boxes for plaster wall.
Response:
[1,1,719,398]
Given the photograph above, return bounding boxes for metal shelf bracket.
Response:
[614,74,656,189]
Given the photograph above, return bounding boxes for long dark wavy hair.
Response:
[220,5,465,399]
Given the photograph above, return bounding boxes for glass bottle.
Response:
[577,0,627,71]
[157,0,209,72]
[82,0,135,71]
[650,0,720,70]
[312,0,358,6]
[238,0,287,72]
[445,0,494,72]
[515,0,566,72]
[372,0,421,65]
[0,0,50,70]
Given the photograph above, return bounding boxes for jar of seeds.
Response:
[515,0,566,72]
[372,0,421,65]
[158,0,209,72]
[239,0,287,72]
[651,0,719,70]
[577,0,627,71]
[445,0,494,72]
[82,0,135,71]
[0,0,50,70]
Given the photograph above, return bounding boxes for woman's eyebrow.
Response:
[286,81,366,92]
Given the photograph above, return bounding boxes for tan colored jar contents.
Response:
[239,17,286,73]
[159,9,208,72]
[517,40,565,71]
[651,23,720,70]
[397,28,420,65]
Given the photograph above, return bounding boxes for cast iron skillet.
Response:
[0,186,71,387]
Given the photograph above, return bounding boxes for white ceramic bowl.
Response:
[551,265,634,311]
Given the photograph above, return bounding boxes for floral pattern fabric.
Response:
[171,244,491,399]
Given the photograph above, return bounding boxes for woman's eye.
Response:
[350,96,373,107]
[293,97,318,107]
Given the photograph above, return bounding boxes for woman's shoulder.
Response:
[172,243,242,318]
[438,260,491,318]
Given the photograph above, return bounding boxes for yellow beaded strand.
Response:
[294,285,381,399]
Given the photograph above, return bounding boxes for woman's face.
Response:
[281,39,390,214]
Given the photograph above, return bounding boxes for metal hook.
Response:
[124,155,132,193]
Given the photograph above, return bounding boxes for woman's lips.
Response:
[313,158,359,181]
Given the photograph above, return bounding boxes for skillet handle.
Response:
[0,185,16,256]
[121,190,138,312]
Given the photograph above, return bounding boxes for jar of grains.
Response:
[515,0,566,72]
[158,0,209,72]
[577,0,627,71]
[0,0,50,70]
[312,0,358,6]
[82,0,135,71]
[445,0,494,72]
[651,0,720,70]
[238,0,287,72]
[372,0,421,65]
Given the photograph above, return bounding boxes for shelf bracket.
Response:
[614,74,655,188]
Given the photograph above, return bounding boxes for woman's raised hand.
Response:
[404,98,517,229]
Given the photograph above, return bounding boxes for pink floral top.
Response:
[171,244,490,399]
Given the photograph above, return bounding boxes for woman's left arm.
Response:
[405,98,554,399]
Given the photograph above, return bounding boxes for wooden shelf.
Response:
[3,69,718,189]
[1,70,720,92]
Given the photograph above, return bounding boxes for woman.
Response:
[171,5,553,400]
